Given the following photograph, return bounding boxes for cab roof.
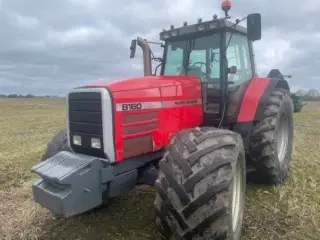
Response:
[159,18,247,41]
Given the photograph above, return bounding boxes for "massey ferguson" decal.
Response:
[174,99,198,105]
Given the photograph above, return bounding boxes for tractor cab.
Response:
[130,0,262,126]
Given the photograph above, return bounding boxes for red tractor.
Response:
[31,1,294,239]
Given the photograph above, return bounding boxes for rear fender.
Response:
[234,76,290,151]
[267,69,290,91]
[254,78,290,121]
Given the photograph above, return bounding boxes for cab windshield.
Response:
[162,32,254,90]
[162,34,221,87]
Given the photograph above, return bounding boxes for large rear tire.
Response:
[41,128,72,161]
[154,127,246,240]
[249,88,294,184]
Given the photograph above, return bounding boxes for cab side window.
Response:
[164,45,183,75]
[189,50,206,73]
[226,33,253,85]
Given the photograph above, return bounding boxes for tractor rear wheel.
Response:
[154,127,246,240]
[249,88,294,184]
[41,128,72,161]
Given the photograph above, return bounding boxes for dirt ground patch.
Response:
[0,98,319,240]
[305,101,320,110]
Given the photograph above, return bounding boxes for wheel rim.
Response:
[277,113,289,163]
[231,159,243,232]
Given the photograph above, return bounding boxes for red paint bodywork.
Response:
[85,75,271,161]
[87,76,203,161]
[237,77,270,122]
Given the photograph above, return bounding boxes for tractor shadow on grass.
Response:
[36,186,162,240]
[241,173,296,239]
[35,177,295,240]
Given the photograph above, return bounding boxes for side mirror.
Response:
[130,39,137,58]
[228,65,237,74]
[247,13,261,41]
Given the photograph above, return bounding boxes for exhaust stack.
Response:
[130,37,152,76]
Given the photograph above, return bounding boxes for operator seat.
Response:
[179,66,206,81]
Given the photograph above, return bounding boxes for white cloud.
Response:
[68,0,102,10]
[122,2,164,25]
[253,27,302,75]
[315,32,320,39]
[0,78,20,87]
[45,21,127,47]
[7,12,39,29]
[301,0,320,12]
[290,85,302,92]
[46,27,104,45]
[167,0,196,18]
[1,0,320,94]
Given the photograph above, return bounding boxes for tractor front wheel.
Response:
[154,127,246,240]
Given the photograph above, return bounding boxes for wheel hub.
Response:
[231,159,243,232]
[277,113,289,163]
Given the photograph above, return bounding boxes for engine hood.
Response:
[83,75,200,92]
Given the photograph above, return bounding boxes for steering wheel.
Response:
[191,62,212,76]
[228,68,250,83]
[191,61,206,68]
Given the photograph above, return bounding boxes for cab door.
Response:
[225,33,255,123]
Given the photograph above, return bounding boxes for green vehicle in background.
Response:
[291,93,306,112]
[269,73,306,113]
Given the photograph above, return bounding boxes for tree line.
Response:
[0,88,319,101]
[0,94,60,98]
[294,89,320,101]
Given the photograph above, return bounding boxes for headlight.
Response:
[73,135,81,146]
[208,22,218,29]
[170,30,179,37]
[196,24,206,31]
[163,32,170,39]
[91,138,101,149]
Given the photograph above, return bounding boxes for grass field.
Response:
[0,98,319,240]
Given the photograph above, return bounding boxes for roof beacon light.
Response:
[221,0,231,18]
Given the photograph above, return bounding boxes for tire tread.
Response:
[41,128,72,161]
[154,127,245,239]
[249,88,293,184]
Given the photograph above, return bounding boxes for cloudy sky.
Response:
[1,0,319,95]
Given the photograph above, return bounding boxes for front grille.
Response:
[68,91,106,158]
